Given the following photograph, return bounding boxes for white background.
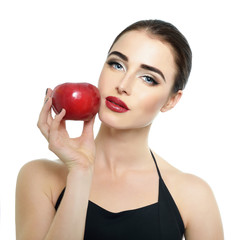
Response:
[1,0,239,239]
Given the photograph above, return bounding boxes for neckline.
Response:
[88,200,159,216]
[55,149,161,212]
[87,149,161,215]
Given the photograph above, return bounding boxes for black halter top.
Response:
[55,150,185,239]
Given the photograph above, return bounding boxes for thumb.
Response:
[82,115,96,138]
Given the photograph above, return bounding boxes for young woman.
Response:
[16,20,224,239]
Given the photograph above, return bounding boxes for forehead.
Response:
[110,30,176,82]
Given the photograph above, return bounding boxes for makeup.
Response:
[105,96,129,113]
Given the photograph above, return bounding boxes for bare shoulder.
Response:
[176,172,217,216]
[156,157,216,213]
[178,172,214,198]
[16,160,68,239]
[168,169,218,212]
[154,154,223,239]
[181,173,224,239]
[18,158,67,177]
[153,153,216,203]
[154,153,209,188]
[17,159,68,204]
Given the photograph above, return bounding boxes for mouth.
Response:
[105,96,129,113]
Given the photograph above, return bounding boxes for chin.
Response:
[98,112,128,130]
[98,110,152,131]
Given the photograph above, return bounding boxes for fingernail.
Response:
[44,97,49,104]
[45,88,48,96]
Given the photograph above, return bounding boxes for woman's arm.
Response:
[45,168,92,240]
[183,174,224,240]
[16,160,92,240]
[16,89,96,240]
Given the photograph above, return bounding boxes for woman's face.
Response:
[98,30,181,130]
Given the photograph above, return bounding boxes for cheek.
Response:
[97,71,105,93]
[124,93,167,129]
[98,69,114,96]
[137,92,167,116]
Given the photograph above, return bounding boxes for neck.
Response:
[94,123,152,173]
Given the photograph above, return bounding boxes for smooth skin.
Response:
[16,30,224,240]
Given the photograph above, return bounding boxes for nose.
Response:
[116,73,134,95]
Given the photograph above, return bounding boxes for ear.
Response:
[160,90,183,113]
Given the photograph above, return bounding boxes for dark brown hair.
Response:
[109,19,192,93]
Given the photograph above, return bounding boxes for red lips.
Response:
[105,96,129,113]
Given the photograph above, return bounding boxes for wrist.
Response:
[66,167,93,196]
[67,164,94,180]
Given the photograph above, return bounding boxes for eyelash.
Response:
[106,60,159,86]
[142,75,159,86]
[107,60,124,71]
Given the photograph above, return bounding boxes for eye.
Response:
[107,61,124,71]
[142,75,159,86]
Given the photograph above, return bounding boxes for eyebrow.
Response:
[108,51,128,61]
[108,51,166,82]
[140,64,166,82]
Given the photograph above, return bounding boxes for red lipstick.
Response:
[105,96,129,113]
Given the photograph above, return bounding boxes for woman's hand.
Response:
[37,88,96,172]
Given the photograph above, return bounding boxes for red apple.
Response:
[51,82,100,121]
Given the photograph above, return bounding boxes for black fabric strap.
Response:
[150,149,161,178]
[55,187,66,211]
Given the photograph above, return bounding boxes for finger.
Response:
[42,88,54,119]
[50,108,66,132]
[44,88,53,103]
[58,117,66,131]
[37,93,53,139]
[39,96,53,123]
[82,115,96,138]
[47,110,54,126]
